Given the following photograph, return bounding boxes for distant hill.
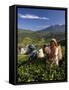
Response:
[18,29,33,33]
[37,24,65,33]
[18,29,33,43]
[18,24,65,43]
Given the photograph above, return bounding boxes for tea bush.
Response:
[17,46,66,83]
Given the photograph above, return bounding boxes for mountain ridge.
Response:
[18,24,65,33]
[18,24,65,43]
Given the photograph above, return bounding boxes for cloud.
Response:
[37,25,50,28]
[18,14,49,20]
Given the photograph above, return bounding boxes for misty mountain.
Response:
[18,24,65,43]
[37,25,65,33]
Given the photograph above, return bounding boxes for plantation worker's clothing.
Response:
[29,50,37,60]
[58,46,62,61]
[49,46,62,66]
[38,48,44,58]
[21,48,26,54]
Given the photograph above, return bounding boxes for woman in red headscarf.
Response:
[49,38,62,66]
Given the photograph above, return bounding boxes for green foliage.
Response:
[18,55,29,67]
[17,46,66,83]
[58,39,65,46]
[22,37,33,46]
[37,38,46,46]
[18,25,65,44]
[17,25,66,83]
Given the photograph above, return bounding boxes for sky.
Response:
[17,8,65,31]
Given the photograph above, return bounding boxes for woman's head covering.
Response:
[51,38,58,46]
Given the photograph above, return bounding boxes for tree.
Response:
[22,37,33,46]
[37,38,45,47]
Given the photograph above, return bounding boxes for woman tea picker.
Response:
[49,38,62,66]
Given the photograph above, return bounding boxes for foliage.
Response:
[17,46,66,83]
[18,25,65,44]
[22,37,33,46]
[17,24,66,83]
